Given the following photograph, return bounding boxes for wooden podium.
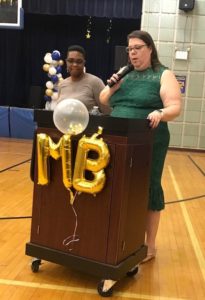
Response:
[26,110,154,294]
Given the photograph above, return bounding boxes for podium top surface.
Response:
[34,109,152,137]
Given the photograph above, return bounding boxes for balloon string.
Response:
[63,191,80,251]
[68,188,75,205]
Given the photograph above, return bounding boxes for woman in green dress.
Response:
[100,30,181,263]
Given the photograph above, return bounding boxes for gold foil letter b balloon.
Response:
[73,128,110,194]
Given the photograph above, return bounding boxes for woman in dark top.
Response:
[100,30,181,263]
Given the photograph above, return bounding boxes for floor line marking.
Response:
[168,165,205,282]
[0,278,187,300]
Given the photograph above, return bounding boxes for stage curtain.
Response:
[0,1,142,107]
[22,0,142,19]
[0,14,140,107]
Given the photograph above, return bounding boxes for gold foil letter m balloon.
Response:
[73,128,110,195]
[37,133,50,185]
[37,133,72,189]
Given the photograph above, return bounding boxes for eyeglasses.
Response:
[126,44,147,53]
[65,58,84,65]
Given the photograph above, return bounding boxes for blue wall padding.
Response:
[10,107,35,139]
[0,106,10,137]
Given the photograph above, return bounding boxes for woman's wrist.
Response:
[156,109,164,119]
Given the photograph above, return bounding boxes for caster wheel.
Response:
[126,265,139,277]
[97,280,114,297]
[31,259,41,273]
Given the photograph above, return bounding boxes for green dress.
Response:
[110,66,170,211]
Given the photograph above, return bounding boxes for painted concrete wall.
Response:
[141,0,205,149]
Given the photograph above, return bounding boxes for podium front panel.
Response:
[28,112,154,265]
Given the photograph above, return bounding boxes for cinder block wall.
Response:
[141,0,205,149]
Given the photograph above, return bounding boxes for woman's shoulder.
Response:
[84,73,105,85]
[58,77,71,87]
[85,72,102,80]
[161,68,178,85]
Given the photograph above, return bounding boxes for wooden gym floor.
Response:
[0,137,204,300]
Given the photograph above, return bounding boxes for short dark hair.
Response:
[127,30,162,71]
[67,45,86,59]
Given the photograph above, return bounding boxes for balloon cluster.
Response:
[43,50,64,109]
[37,99,110,202]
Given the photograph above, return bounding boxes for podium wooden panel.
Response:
[26,110,154,281]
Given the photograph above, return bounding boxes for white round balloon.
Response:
[44,53,53,64]
[46,80,54,89]
[51,92,59,101]
[48,66,57,75]
[53,99,89,135]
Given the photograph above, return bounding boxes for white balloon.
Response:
[50,101,58,111]
[48,66,57,75]
[51,92,59,101]
[52,60,58,67]
[58,77,64,82]
[45,101,51,110]
[46,81,54,89]
[53,99,89,135]
[44,53,53,64]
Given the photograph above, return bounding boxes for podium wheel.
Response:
[97,280,114,297]
[31,258,41,273]
[126,265,139,277]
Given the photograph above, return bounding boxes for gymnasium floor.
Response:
[0,137,204,300]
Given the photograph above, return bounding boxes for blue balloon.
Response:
[56,66,62,73]
[51,50,61,60]
[44,95,51,102]
[50,75,59,84]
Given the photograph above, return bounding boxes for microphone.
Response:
[108,64,134,87]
